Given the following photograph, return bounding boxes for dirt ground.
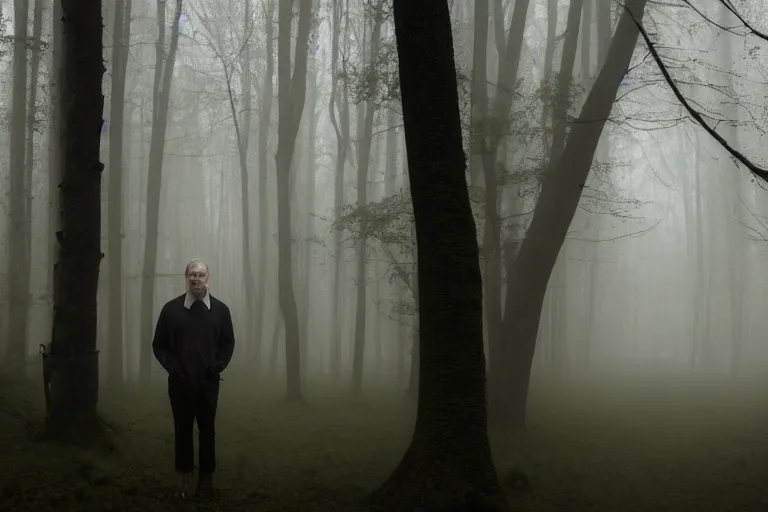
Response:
[1,367,766,511]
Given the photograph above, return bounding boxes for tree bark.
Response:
[48,0,64,361]
[238,0,256,357]
[475,0,530,415]
[139,0,183,383]
[374,1,505,509]
[46,0,105,443]
[328,0,350,383]
[497,0,648,429]
[7,0,30,364]
[256,0,274,367]
[300,59,318,380]
[107,0,132,386]
[20,0,43,366]
[275,0,312,402]
[351,8,383,395]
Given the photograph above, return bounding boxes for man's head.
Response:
[185,259,209,298]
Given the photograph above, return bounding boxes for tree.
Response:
[256,0,274,366]
[6,0,30,365]
[351,2,384,395]
[139,0,183,383]
[496,0,648,428]
[46,0,105,442]
[196,0,258,357]
[328,0,351,383]
[274,0,312,402]
[107,0,133,386]
[20,0,44,367]
[374,0,505,509]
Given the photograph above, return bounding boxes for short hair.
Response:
[185,259,209,276]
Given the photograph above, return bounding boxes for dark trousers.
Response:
[168,374,220,474]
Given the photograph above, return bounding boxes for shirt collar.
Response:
[184,291,211,310]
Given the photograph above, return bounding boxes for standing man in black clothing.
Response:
[152,259,236,499]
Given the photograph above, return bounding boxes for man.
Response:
[152,259,236,499]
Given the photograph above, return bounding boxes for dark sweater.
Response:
[152,293,236,382]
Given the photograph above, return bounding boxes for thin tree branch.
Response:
[626,7,768,183]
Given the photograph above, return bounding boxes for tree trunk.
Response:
[496,0,648,429]
[477,0,530,414]
[328,0,350,384]
[7,0,30,364]
[139,0,183,383]
[406,223,419,400]
[21,0,43,357]
[383,108,404,385]
[579,0,600,370]
[256,0,274,367]
[300,61,318,380]
[46,0,105,443]
[238,0,256,357]
[721,1,744,375]
[217,4,256,359]
[351,10,383,395]
[275,0,312,403]
[374,2,505,509]
[542,0,583,377]
[107,0,132,386]
[48,0,64,360]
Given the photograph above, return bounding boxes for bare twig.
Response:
[626,7,768,183]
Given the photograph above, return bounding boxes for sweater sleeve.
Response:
[216,305,236,373]
[152,305,179,375]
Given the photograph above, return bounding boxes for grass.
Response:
[1,366,767,511]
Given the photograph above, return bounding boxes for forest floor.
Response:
[1,364,767,511]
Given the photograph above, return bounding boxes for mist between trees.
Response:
[1,0,768,511]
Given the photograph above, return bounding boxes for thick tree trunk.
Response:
[374,1,505,509]
[48,0,64,356]
[139,0,182,383]
[46,0,105,443]
[496,0,648,429]
[275,0,312,402]
[107,0,132,386]
[7,0,30,364]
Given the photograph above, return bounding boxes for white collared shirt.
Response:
[184,290,211,310]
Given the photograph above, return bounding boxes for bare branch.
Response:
[626,7,768,183]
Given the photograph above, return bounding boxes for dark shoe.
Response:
[195,473,216,500]
[177,471,193,500]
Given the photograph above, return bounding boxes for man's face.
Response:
[186,262,209,297]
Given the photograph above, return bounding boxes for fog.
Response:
[1,0,768,510]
